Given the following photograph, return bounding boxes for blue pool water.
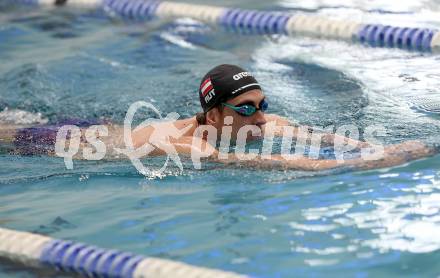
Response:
[1,0,440,277]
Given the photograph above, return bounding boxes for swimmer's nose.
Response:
[254,111,267,128]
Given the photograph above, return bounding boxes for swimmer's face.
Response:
[211,89,267,142]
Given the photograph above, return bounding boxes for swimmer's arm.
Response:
[264,114,370,149]
[212,153,342,171]
[137,135,436,171]
[209,140,436,171]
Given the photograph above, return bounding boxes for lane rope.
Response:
[0,227,246,278]
[11,0,440,52]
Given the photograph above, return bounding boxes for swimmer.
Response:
[0,64,437,171]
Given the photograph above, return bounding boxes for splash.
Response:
[0,107,48,125]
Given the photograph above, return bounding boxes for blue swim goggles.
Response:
[222,99,268,117]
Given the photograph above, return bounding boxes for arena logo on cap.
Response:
[233,71,253,81]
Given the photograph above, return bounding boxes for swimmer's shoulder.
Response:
[173,116,196,128]
[171,117,198,136]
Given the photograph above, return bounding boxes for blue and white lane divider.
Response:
[0,227,245,278]
[11,0,440,52]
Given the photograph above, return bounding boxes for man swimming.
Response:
[0,64,437,171]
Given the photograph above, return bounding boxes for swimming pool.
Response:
[1,0,440,276]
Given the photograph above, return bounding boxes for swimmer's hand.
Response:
[384,140,435,157]
[345,140,436,170]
